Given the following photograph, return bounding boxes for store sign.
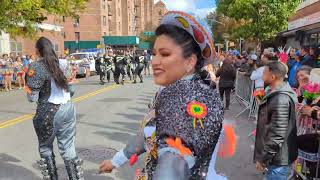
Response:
[288,11,320,30]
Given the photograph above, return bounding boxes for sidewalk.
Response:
[216,98,262,180]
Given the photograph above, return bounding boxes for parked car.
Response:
[67,52,96,77]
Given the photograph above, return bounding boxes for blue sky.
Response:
[154,0,216,18]
[195,0,216,9]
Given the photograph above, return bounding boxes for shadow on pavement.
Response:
[112,121,140,130]
[136,97,152,103]
[0,153,41,180]
[78,121,137,134]
[99,97,132,103]
[0,110,32,116]
[115,113,145,121]
[128,107,148,114]
[137,94,154,99]
[94,131,135,143]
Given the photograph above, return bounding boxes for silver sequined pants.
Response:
[34,102,77,160]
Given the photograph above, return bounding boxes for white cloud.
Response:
[154,0,215,18]
[163,0,197,11]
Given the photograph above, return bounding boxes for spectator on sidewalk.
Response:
[300,68,320,119]
[288,51,302,88]
[287,48,297,69]
[239,54,258,76]
[310,46,320,68]
[295,66,313,104]
[2,54,13,91]
[254,61,298,180]
[250,53,269,90]
[22,55,30,68]
[14,56,25,89]
[216,58,236,110]
[300,46,316,68]
[30,55,36,63]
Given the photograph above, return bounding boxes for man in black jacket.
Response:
[254,61,298,180]
[300,46,317,68]
[95,53,105,85]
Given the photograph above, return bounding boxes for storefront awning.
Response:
[64,41,100,50]
[103,36,139,45]
[279,22,320,37]
[138,42,151,50]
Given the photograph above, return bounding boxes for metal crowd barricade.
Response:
[233,71,256,119]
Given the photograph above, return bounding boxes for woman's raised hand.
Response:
[99,160,115,174]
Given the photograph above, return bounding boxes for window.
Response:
[118,22,120,31]
[303,34,309,46]
[103,4,106,10]
[104,32,107,36]
[118,8,120,16]
[310,33,318,45]
[54,44,59,55]
[74,18,80,27]
[75,32,80,42]
[10,41,22,56]
[103,16,107,26]
[108,19,112,31]
[62,32,66,39]
[62,16,65,22]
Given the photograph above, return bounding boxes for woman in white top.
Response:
[250,54,270,89]
[25,37,84,180]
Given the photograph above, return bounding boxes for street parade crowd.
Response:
[212,45,320,179]
[0,49,152,92]
[2,10,320,180]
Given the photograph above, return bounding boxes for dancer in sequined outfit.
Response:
[104,51,115,83]
[100,11,227,180]
[25,37,84,180]
[125,51,134,81]
[113,51,127,85]
[132,51,145,83]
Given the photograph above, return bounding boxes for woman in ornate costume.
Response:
[99,11,234,179]
[25,37,84,180]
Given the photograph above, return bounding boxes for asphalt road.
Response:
[0,75,262,180]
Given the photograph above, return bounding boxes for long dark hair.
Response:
[220,59,235,73]
[36,37,68,90]
[155,24,211,85]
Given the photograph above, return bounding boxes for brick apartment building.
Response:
[0,0,168,55]
[152,1,168,29]
[282,0,320,50]
[63,0,167,51]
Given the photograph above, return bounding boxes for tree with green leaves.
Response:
[216,0,301,42]
[207,11,245,44]
[0,0,88,37]
[139,31,156,49]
